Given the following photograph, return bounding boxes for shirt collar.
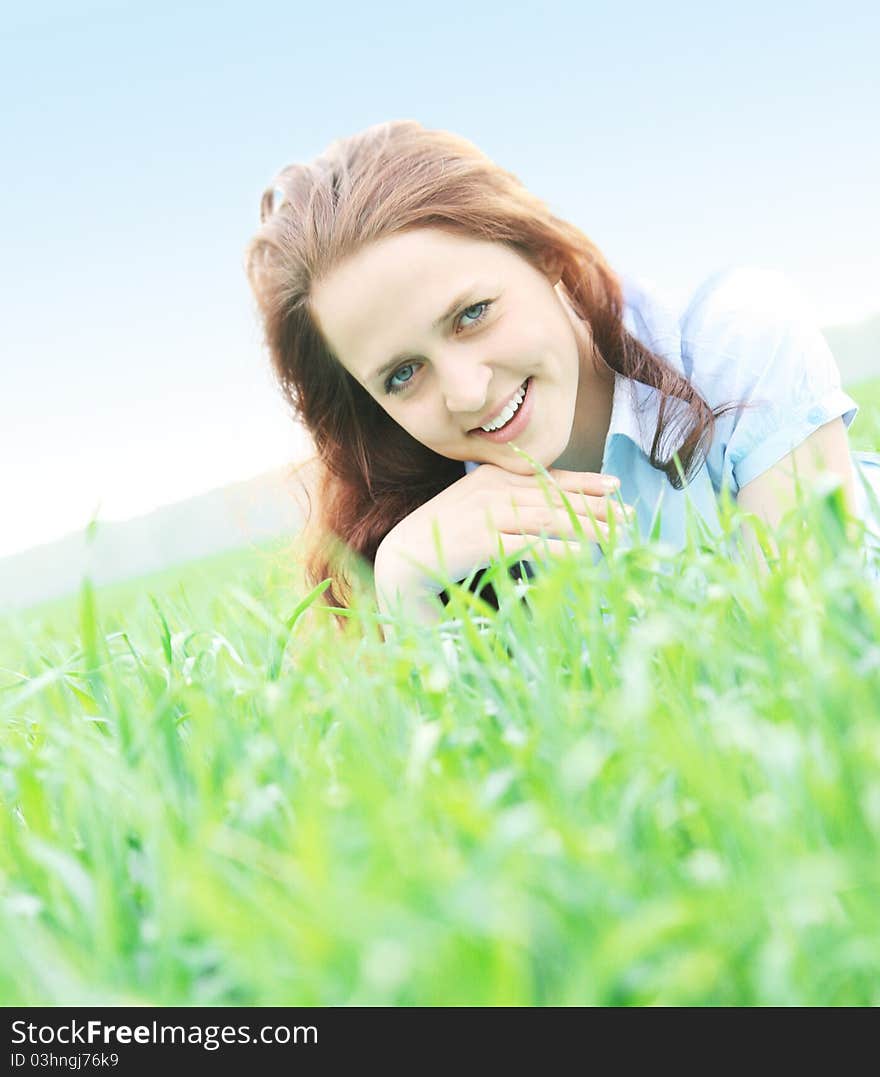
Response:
[600,273,686,468]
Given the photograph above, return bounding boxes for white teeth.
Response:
[481,381,528,432]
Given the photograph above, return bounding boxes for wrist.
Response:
[374,543,443,625]
[375,535,433,593]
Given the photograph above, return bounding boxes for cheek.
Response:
[385,398,444,443]
[497,317,542,355]
[501,306,568,358]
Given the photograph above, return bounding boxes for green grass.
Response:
[848,374,880,452]
[1,381,879,1006]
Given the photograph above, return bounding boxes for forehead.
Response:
[310,228,520,382]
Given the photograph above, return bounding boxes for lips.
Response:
[469,377,535,443]
[470,379,530,433]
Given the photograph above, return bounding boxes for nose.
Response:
[439,357,493,418]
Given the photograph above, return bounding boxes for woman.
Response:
[245,120,880,632]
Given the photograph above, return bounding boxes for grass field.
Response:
[1,378,879,1005]
[848,375,880,451]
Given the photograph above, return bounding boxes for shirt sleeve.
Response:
[680,267,860,496]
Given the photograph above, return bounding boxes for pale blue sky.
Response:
[2,0,878,556]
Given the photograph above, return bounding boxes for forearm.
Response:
[373,545,446,640]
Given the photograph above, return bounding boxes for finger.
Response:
[502,468,619,497]
[506,489,634,524]
[498,532,602,563]
[545,468,621,495]
[496,505,612,544]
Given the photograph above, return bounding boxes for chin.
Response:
[494,447,554,475]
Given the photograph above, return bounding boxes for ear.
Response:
[536,249,564,285]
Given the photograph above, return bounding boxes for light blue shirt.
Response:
[465,266,880,564]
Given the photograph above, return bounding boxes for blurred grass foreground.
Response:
[1,380,880,1006]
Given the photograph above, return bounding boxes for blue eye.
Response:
[386,363,417,395]
[459,301,489,328]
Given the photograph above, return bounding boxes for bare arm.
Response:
[735,417,858,569]
[372,464,629,641]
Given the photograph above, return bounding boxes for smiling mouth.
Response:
[469,379,530,434]
[469,377,534,442]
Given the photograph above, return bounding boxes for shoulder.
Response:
[679,266,827,374]
[620,266,857,495]
[676,267,856,492]
[623,265,842,406]
[680,265,813,336]
[621,264,815,364]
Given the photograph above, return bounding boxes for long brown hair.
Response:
[245,120,740,613]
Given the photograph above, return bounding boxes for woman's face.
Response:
[310,226,609,474]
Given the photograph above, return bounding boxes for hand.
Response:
[374,463,632,615]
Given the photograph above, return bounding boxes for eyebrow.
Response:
[366,286,479,385]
